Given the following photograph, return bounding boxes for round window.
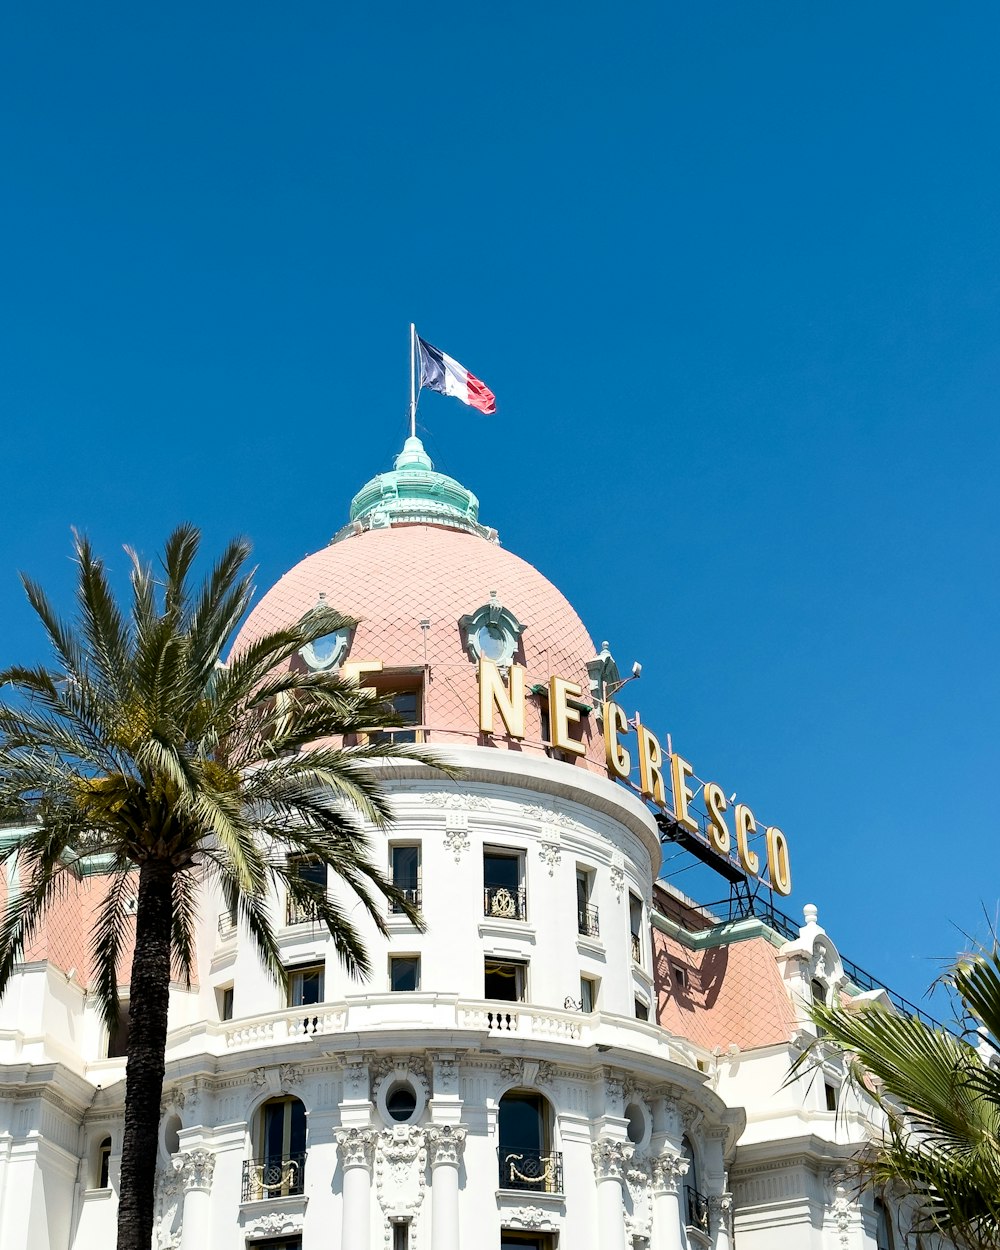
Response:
[162,1113,181,1157]
[625,1101,649,1148]
[386,1082,418,1123]
[476,623,508,662]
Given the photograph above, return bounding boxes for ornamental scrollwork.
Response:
[651,1152,688,1194]
[425,1125,467,1168]
[591,1137,633,1181]
[173,1148,215,1192]
[338,1127,377,1171]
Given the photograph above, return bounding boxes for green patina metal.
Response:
[331,436,498,544]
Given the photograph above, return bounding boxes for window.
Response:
[390,955,420,992]
[497,1090,561,1193]
[484,850,526,920]
[672,964,689,991]
[580,975,598,1013]
[501,1239,555,1250]
[634,996,649,1021]
[392,1223,411,1250]
[825,1081,838,1111]
[107,1003,130,1058]
[485,958,526,1003]
[390,844,421,912]
[875,1198,895,1250]
[286,856,326,925]
[386,1081,418,1123]
[682,1135,709,1232]
[245,1097,306,1202]
[287,964,324,1008]
[576,867,599,937]
[254,1240,302,1250]
[96,1136,112,1189]
[218,984,234,1022]
[629,894,643,964]
[371,676,423,744]
[811,978,827,1006]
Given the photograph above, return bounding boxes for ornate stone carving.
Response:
[338,1128,377,1171]
[829,1180,854,1249]
[279,1063,303,1087]
[439,810,471,863]
[432,1056,459,1095]
[709,1193,734,1233]
[497,1058,523,1084]
[422,792,491,811]
[626,1158,653,1240]
[245,1211,302,1237]
[651,1152,688,1194]
[426,1125,467,1168]
[681,1102,704,1133]
[159,1085,185,1114]
[375,1125,427,1227]
[250,1067,267,1087]
[538,841,561,875]
[342,1060,370,1099]
[602,1072,625,1112]
[523,802,579,831]
[610,864,625,902]
[535,1061,555,1087]
[592,1137,633,1181]
[174,1148,215,1192]
[504,1206,555,1230]
[154,1164,183,1249]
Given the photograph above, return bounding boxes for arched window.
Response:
[497,1090,561,1194]
[682,1135,708,1233]
[875,1198,895,1250]
[243,1097,306,1202]
[811,978,827,1007]
[95,1136,112,1189]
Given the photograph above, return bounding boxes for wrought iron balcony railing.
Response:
[685,1185,710,1232]
[630,932,642,964]
[484,884,527,921]
[242,1152,306,1203]
[577,904,600,938]
[285,896,320,927]
[389,886,422,915]
[497,1147,563,1194]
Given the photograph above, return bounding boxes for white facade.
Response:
[0,441,942,1250]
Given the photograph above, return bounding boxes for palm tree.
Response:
[801,951,1000,1250]
[0,525,434,1250]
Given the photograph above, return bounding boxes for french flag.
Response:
[417,336,496,414]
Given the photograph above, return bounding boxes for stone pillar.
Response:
[176,1149,215,1250]
[650,1153,687,1250]
[426,1125,466,1250]
[592,1138,633,1250]
[710,1193,733,1250]
[338,1128,376,1250]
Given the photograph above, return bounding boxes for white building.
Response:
[0,437,932,1250]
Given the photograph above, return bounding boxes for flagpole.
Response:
[409,323,417,439]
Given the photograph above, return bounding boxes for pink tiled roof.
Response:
[653,926,796,1051]
[232,525,605,770]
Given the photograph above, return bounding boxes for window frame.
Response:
[483,847,527,921]
[389,842,422,913]
[485,957,527,1003]
[389,954,421,993]
[286,962,325,1008]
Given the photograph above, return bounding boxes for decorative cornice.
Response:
[244,1210,302,1237]
[338,1128,377,1171]
[503,1205,556,1231]
[426,1125,467,1168]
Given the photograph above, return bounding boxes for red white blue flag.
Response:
[417,336,496,414]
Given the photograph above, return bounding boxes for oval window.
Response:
[386,1082,418,1123]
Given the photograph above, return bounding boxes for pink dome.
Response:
[232,524,605,769]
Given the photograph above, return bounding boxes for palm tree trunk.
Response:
[117,858,174,1250]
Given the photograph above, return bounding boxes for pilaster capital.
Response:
[425,1124,467,1168]
[651,1151,688,1195]
[337,1127,377,1171]
[591,1137,633,1182]
[173,1148,215,1192]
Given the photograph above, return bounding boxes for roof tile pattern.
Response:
[232,525,605,770]
[653,926,796,1050]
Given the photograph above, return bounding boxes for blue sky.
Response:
[2,3,997,1011]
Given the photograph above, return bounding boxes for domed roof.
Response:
[232,443,605,770]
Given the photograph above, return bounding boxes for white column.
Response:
[176,1149,215,1250]
[426,1125,466,1250]
[651,1153,687,1250]
[710,1193,733,1250]
[337,1129,376,1250]
[592,1138,633,1250]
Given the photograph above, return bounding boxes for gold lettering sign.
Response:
[478,659,526,740]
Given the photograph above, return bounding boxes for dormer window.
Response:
[460,593,525,672]
[298,594,353,672]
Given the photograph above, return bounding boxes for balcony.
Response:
[218,911,237,937]
[685,1185,710,1233]
[497,1148,564,1194]
[242,1152,306,1203]
[484,884,527,921]
[577,904,600,938]
[389,886,422,915]
[630,932,642,964]
[285,897,320,927]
